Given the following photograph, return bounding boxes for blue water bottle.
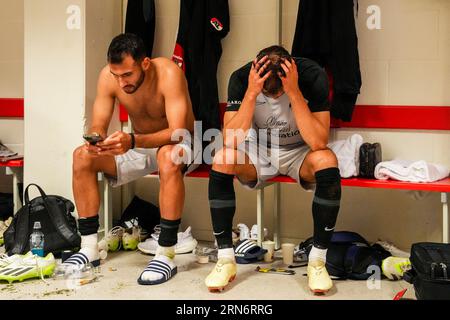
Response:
[29,221,45,257]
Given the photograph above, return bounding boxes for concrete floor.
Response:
[0,245,416,300]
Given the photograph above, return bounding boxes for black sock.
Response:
[158,218,181,247]
[312,167,341,249]
[209,169,235,249]
[78,215,99,236]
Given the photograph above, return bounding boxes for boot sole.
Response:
[207,274,236,293]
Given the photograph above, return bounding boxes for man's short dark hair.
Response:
[256,45,292,95]
[107,33,146,64]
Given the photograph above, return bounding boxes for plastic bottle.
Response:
[29,221,45,257]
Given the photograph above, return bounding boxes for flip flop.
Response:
[234,239,267,264]
[137,257,177,285]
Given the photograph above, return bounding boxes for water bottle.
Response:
[29,221,45,257]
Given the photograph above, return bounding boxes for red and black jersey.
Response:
[172,0,230,132]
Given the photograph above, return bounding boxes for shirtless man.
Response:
[64,33,200,285]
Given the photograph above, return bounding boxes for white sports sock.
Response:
[79,234,99,262]
[218,248,235,261]
[140,246,176,282]
[63,234,99,265]
[309,246,327,263]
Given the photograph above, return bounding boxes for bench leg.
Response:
[273,182,280,250]
[98,173,113,237]
[257,188,264,247]
[442,192,449,243]
[103,178,113,236]
[6,167,22,214]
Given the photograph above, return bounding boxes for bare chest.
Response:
[117,92,167,134]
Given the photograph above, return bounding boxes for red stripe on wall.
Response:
[334,105,450,130]
[120,104,450,131]
[0,98,24,118]
[4,99,448,131]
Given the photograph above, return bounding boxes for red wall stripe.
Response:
[119,103,450,131]
[2,99,450,131]
[334,105,450,130]
[0,98,24,118]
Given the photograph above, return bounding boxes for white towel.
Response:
[374,159,450,183]
[328,134,363,178]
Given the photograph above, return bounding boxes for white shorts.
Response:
[238,141,314,190]
[107,140,201,187]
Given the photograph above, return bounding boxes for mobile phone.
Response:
[83,133,104,145]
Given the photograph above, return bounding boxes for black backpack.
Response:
[117,195,160,233]
[4,184,81,257]
[404,242,450,300]
[298,231,391,280]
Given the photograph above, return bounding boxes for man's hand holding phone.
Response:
[95,131,133,156]
[83,132,105,154]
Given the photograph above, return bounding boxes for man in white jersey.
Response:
[205,45,342,295]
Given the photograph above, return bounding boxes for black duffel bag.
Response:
[404,242,450,300]
[4,184,81,256]
[297,231,391,280]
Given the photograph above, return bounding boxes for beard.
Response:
[123,69,145,94]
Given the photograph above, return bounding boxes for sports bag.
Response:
[359,142,382,178]
[297,231,391,280]
[403,242,450,300]
[4,184,81,256]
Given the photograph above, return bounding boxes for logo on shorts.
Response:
[210,18,224,31]
[324,226,335,232]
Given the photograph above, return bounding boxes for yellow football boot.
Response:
[205,258,237,292]
[307,260,333,294]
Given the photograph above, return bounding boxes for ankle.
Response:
[218,248,235,262]
[156,245,175,259]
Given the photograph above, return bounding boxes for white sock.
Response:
[140,245,176,282]
[63,234,99,265]
[79,234,99,262]
[309,246,327,263]
[218,248,235,262]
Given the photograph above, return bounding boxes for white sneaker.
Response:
[237,223,250,240]
[0,252,33,269]
[137,226,198,255]
[375,240,410,258]
[250,224,268,241]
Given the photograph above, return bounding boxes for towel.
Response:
[374,159,450,183]
[328,134,363,178]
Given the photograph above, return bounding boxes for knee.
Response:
[73,146,94,174]
[157,146,182,177]
[212,148,236,174]
[308,149,338,173]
